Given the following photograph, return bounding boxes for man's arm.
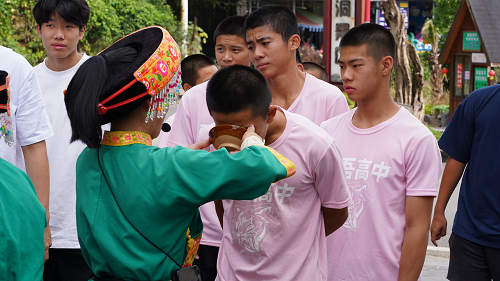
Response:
[397,196,434,281]
[21,140,51,262]
[322,206,348,236]
[430,157,466,246]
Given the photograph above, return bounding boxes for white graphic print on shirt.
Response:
[230,203,280,255]
[344,181,372,231]
[230,182,297,255]
[342,157,391,231]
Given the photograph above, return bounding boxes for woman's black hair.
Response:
[65,46,138,149]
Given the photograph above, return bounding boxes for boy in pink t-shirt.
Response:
[161,17,250,281]
[245,5,348,124]
[206,65,349,280]
[320,23,442,280]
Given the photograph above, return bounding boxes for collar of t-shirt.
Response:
[347,106,406,135]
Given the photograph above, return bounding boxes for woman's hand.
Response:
[242,125,263,142]
[187,139,211,150]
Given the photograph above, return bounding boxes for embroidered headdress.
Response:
[94,26,181,124]
[0,71,14,146]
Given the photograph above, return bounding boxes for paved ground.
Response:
[156,106,460,279]
[422,255,450,280]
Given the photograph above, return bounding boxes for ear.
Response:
[297,63,304,72]
[266,106,278,124]
[79,26,86,40]
[36,25,42,39]
[381,56,394,76]
[289,34,301,52]
[183,84,192,92]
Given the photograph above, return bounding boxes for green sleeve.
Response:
[154,145,295,208]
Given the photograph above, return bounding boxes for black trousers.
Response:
[192,245,219,281]
[448,232,500,281]
[43,248,94,281]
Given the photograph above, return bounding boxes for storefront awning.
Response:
[296,9,323,32]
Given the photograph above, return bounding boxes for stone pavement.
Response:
[422,254,449,280]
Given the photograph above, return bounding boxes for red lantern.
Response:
[441,68,448,80]
[489,69,496,80]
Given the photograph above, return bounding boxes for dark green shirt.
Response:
[76,131,294,280]
[0,158,46,281]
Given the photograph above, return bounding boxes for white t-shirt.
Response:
[214,109,350,281]
[33,54,89,248]
[321,108,442,281]
[0,46,53,169]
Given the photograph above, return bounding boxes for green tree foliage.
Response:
[433,0,461,46]
[0,0,46,65]
[0,0,180,65]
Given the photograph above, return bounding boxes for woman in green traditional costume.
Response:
[64,26,295,281]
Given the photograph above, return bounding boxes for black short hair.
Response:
[33,0,90,29]
[296,49,302,64]
[181,54,216,87]
[213,16,246,43]
[339,23,396,63]
[244,5,300,43]
[303,62,328,82]
[207,65,271,119]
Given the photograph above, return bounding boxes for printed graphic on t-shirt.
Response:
[344,181,372,231]
[343,157,391,182]
[230,203,280,255]
[229,182,298,255]
[342,157,391,231]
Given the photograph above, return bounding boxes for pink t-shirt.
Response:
[162,81,211,147]
[287,73,348,125]
[216,109,350,281]
[320,107,442,281]
[162,75,348,249]
[157,113,176,148]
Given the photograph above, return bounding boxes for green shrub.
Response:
[425,104,449,115]
[343,92,356,110]
[426,125,443,142]
[0,0,181,65]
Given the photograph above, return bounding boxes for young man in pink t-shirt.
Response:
[206,65,349,281]
[320,23,442,280]
[161,16,250,281]
[244,5,348,124]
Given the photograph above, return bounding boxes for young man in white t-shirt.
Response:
[32,0,93,279]
[206,65,349,281]
[244,5,348,125]
[320,23,442,280]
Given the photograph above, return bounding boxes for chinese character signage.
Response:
[378,1,408,29]
[474,68,488,90]
[457,64,463,88]
[463,32,481,51]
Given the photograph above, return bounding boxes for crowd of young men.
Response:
[1,0,499,281]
